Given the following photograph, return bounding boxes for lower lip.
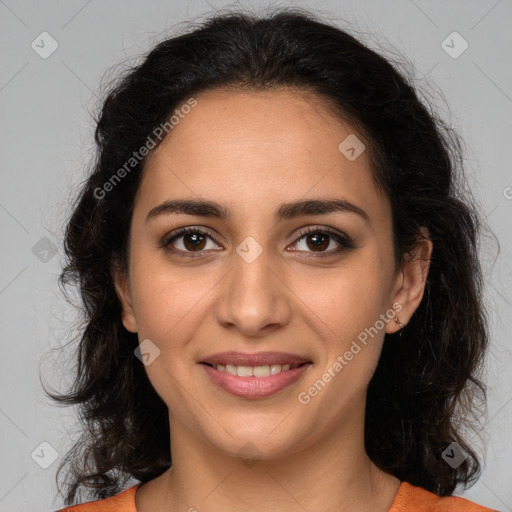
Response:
[200,363,312,399]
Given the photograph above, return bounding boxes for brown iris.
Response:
[305,232,329,252]
[183,232,207,251]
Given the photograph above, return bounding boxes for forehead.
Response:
[137,88,391,227]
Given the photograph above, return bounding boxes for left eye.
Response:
[162,226,356,258]
[290,227,357,257]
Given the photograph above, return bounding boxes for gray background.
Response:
[0,0,511,510]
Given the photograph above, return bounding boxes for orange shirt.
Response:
[58,481,497,511]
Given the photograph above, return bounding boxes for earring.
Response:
[394,317,405,335]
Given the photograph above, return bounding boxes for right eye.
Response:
[162,227,223,257]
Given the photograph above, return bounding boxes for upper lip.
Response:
[200,351,311,367]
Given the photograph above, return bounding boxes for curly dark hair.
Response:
[45,6,491,507]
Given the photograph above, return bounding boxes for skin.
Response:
[114,87,432,512]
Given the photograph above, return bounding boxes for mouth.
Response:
[200,361,309,377]
[199,351,313,399]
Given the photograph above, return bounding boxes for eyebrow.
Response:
[146,197,371,225]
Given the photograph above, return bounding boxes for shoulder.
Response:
[56,484,139,512]
[389,481,498,512]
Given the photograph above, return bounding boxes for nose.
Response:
[214,244,292,338]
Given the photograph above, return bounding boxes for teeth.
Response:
[225,364,237,375]
[237,365,253,377]
[212,363,296,376]
[253,365,271,377]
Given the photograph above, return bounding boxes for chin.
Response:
[203,421,311,463]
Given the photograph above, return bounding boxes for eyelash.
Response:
[161,226,357,259]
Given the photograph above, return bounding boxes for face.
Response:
[115,88,431,461]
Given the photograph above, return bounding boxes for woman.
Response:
[49,7,497,512]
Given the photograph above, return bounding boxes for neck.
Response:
[135,405,401,512]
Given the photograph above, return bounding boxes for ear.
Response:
[112,260,138,333]
[386,227,433,334]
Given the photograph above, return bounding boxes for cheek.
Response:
[299,268,389,392]
[129,255,213,340]
[294,262,387,338]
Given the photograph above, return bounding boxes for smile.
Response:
[198,351,313,399]
[204,362,303,377]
